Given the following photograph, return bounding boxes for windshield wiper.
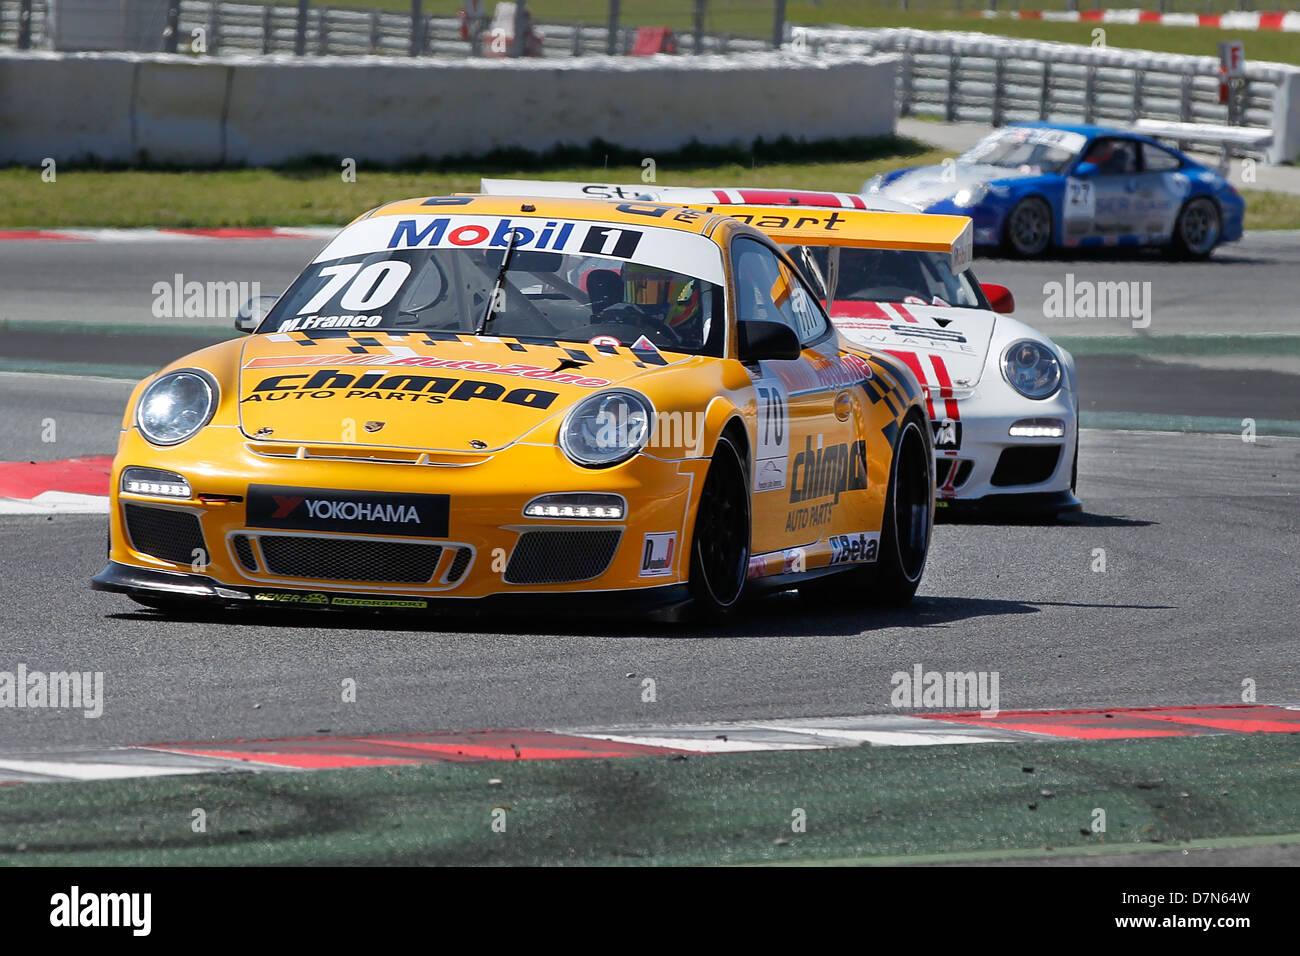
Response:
[476,228,521,336]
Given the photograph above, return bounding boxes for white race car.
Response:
[480,180,1081,516]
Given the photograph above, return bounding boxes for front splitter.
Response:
[91,561,692,618]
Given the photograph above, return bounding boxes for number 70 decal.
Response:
[298,260,413,315]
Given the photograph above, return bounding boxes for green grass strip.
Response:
[2,733,1297,866]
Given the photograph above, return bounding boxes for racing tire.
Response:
[801,411,934,608]
[1169,196,1221,260]
[1003,197,1053,258]
[687,435,751,619]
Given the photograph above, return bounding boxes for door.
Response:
[731,237,860,556]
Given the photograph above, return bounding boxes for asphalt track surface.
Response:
[0,233,1297,758]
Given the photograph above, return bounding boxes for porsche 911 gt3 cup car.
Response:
[865,123,1245,259]
[680,205,1082,517]
[93,196,939,617]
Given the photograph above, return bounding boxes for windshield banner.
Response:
[314,214,725,284]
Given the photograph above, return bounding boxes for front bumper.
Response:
[929,391,1079,517]
[91,561,693,617]
[100,426,707,609]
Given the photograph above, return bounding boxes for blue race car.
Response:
[864,123,1245,259]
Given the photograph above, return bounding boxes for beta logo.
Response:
[639,532,677,577]
[828,531,880,565]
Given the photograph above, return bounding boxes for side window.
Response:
[732,237,829,345]
[1082,137,1139,176]
[1142,143,1182,172]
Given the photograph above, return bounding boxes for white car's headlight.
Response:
[559,390,653,467]
[863,174,884,194]
[953,183,990,207]
[1002,341,1062,400]
[136,370,218,446]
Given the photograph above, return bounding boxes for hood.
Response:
[237,330,677,452]
[829,302,996,392]
[878,164,1029,209]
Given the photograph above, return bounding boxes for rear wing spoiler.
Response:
[478,178,917,213]
[678,204,974,274]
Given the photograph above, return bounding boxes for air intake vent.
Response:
[258,536,443,584]
[124,504,206,565]
[446,547,473,583]
[504,530,622,585]
[991,446,1061,487]
[232,535,258,572]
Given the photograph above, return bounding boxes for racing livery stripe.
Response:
[885,303,920,324]
[885,350,936,420]
[866,353,920,405]
[928,354,961,422]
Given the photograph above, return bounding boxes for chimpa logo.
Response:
[639,532,676,577]
[789,436,868,505]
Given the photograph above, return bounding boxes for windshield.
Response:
[958,128,1085,176]
[790,246,983,310]
[260,215,726,356]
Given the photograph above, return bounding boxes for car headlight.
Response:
[559,390,654,467]
[952,183,989,207]
[1002,340,1062,400]
[136,369,218,445]
[863,174,884,194]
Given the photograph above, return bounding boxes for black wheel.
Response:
[1170,196,1221,259]
[687,435,750,618]
[1003,197,1053,258]
[801,412,933,608]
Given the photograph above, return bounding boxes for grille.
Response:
[991,446,1061,487]
[936,460,974,490]
[232,534,258,572]
[445,547,473,583]
[504,530,622,585]
[124,504,206,565]
[257,535,443,584]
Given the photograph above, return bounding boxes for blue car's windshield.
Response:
[960,128,1086,175]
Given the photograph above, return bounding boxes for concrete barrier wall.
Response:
[0,50,897,167]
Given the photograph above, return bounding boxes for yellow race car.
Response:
[93,196,951,619]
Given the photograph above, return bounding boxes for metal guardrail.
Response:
[0,0,769,56]
[0,0,47,48]
[792,26,1282,159]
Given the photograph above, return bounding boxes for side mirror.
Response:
[235,295,279,334]
[1073,161,1099,177]
[738,321,802,363]
[981,283,1015,314]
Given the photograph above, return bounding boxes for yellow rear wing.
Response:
[682,204,974,274]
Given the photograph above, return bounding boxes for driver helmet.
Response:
[620,265,702,332]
